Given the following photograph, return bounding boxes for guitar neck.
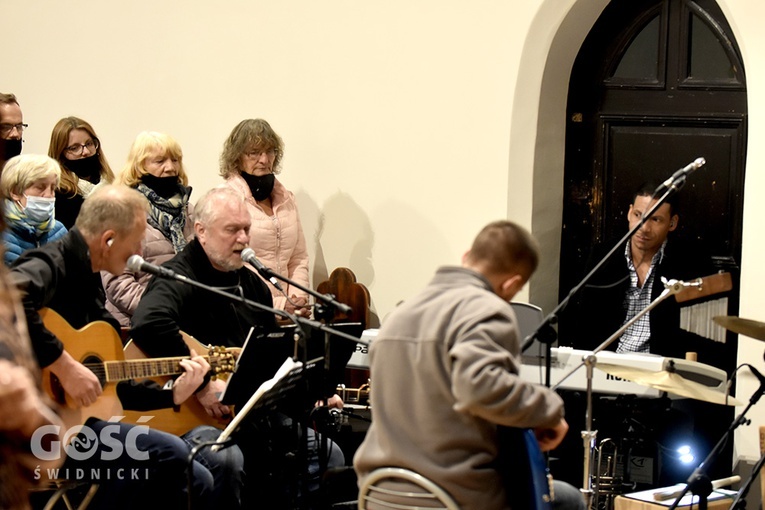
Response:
[101,356,210,382]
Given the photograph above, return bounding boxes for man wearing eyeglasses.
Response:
[0,93,26,170]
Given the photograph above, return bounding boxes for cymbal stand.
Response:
[673,366,765,510]
[552,278,689,509]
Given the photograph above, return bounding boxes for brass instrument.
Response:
[336,382,371,405]
[592,438,637,510]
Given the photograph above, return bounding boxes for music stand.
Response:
[220,322,363,409]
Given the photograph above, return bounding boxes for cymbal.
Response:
[595,363,742,406]
[713,316,765,341]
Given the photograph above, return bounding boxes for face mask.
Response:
[23,195,55,223]
[141,173,180,199]
[1,138,22,160]
[241,172,275,201]
[65,154,102,183]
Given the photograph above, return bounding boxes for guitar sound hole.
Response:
[82,355,107,387]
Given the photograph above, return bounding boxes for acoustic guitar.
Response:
[39,308,239,435]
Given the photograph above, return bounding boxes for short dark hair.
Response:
[633,181,679,216]
[466,220,540,280]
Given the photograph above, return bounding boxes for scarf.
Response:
[136,183,191,253]
[3,199,55,236]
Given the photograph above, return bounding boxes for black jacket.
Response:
[130,238,276,358]
[558,237,723,363]
[10,227,119,367]
[9,227,174,410]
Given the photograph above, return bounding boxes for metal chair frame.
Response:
[358,467,460,510]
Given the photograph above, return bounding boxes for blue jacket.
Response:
[3,221,67,265]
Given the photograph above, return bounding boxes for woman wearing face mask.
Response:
[220,118,311,318]
[103,131,194,328]
[0,154,67,265]
[48,116,115,229]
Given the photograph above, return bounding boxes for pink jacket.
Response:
[101,207,195,328]
[225,174,310,310]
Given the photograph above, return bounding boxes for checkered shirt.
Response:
[616,240,666,353]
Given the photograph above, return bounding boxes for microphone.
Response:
[652,157,706,198]
[749,365,765,387]
[240,248,284,292]
[126,255,186,281]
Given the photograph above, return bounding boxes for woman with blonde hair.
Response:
[103,131,194,327]
[1,154,67,265]
[48,116,114,228]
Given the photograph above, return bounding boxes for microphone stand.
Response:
[551,277,690,509]
[151,269,367,510]
[521,171,689,358]
[254,264,353,318]
[520,157,703,505]
[253,265,367,508]
[667,379,763,510]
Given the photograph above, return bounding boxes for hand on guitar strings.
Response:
[172,349,211,405]
[195,377,231,419]
[50,349,102,407]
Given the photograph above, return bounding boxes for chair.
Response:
[509,302,544,342]
[358,467,460,510]
[30,480,99,510]
[316,267,371,328]
[317,267,372,389]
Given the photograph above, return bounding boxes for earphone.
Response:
[107,238,113,247]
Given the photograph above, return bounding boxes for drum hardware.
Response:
[551,277,715,509]
[595,362,741,406]
[713,315,765,342]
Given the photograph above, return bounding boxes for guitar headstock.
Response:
[207,346,239,379]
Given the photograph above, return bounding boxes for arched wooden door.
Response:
[558,0,747,375]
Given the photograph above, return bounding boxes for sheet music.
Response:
[619,485,735,506]
[218,327,255,403]
[214,356,302,450]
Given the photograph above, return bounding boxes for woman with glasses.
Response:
[0,154,67,265]
[48,117,115,229]
[220,118,311,318]
[103,131,195,328]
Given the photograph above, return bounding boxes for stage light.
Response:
[677,445,695,464]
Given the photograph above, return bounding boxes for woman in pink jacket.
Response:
[102,131,195,328]
[219,119,311,318]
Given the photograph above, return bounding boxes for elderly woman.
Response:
[220,118,311,317]
[102,131,194,327]
[1,154,67,265]
[48,116,115,229]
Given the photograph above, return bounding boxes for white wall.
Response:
[6,0,765,471]
[4,0,544,325]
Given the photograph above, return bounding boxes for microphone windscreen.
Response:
[126,255,144,272]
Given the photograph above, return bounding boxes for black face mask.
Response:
[141,174,181,199]
[1,138,22,161]
[65,154,101,183]
[241,172,275,201]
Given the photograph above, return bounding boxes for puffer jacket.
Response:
[225,174,309,310]
[3,221,67,266]
[101,207,195,328]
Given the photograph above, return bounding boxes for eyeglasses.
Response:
[244,148,277,159]
[64,139,99,156]
[0,123,28,136]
